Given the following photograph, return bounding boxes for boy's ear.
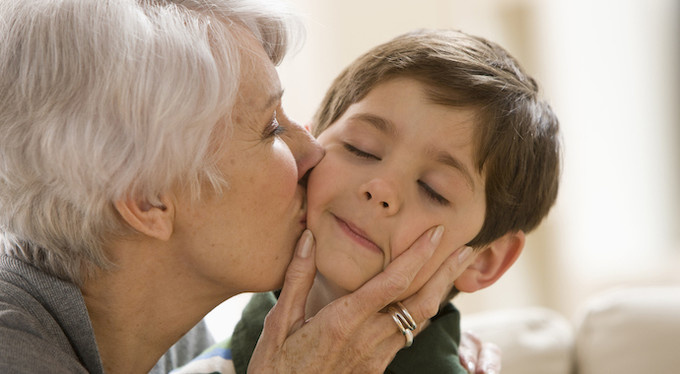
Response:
[113,194,174,241]
[453,230,525,293]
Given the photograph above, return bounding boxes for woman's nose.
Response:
[360,178,401,215]
[287,122,325,180]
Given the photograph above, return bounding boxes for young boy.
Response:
[175,28,560,374]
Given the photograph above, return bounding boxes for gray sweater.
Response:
[0,255,213,373]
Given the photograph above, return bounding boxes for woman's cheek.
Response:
[272,139,300,188]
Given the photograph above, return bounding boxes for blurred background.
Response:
[206,0,680,341]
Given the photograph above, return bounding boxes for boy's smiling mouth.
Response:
[332,214,384,254]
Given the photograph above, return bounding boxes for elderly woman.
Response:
[0,1,495,373]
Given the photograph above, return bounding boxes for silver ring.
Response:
[390,312,409,335]
[394,302,416,331]
[386,302,417,348]
[404,329,413,347]
[387,302,416,331]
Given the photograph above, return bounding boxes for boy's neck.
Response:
[305,272,457,322]
[305,272,352,319]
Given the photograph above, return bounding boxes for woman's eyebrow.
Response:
[262,88,284,111]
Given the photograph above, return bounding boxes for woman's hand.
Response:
[459,330,502,374]
[249,226,476,373]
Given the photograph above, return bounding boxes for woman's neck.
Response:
[81,242,233,374]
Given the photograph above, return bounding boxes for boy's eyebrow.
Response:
[347,113,397,136]
[429,149,476,191]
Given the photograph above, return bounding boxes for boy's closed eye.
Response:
[343,142,379,160]
[343,142,450,206]
[418,180,450,206]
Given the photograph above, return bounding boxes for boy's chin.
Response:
[315,252,382,294]
[315,268,374,297]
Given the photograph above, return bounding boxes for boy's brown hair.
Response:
[312,29,561,248]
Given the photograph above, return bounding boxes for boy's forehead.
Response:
[366,76,482,115]
[360,77,481,130]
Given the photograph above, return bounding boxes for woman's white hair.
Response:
[0,0,302,284]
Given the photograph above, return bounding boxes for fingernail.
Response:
[297,230,313,258]
[466,362,476,374]
[430,225,444,244]
[458,246,473,263]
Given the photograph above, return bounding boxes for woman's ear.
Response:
[453,230,525,293]
[114,194,174,241]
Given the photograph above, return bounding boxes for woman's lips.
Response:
[333,215,383,254]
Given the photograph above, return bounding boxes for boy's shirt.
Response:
[173,292,467,374]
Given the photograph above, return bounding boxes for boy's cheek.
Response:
[395,241,462,300]
[397,258,449,300]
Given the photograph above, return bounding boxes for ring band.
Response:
[403,329,414,347]
[392,302,416,331]
[385,302,417,348]
[390,313,409,335]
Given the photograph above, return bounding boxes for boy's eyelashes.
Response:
[418,180,450,206]
[343,142,451,207]
[343,143,380,160]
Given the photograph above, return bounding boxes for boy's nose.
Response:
[361,179,400,215]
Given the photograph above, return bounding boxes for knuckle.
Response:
[442,256,462,278]
[328,324,348,343]
[261,313,276,332]
[382,272,411,296]
[352,350,386,374]
[415,295,441,319]
[365,360,385,374]
[325,314,350,342]
[283,263,305,284]
[261,306,284,332]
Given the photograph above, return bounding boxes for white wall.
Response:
[530,0,680,317]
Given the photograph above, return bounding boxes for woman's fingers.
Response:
[249,226,448,373]
[293,225,446,368]
[477,341,502,374]
[315,226,474,352]
[304,225,457,365]
[249,225,484,373]
[459,330,483,373]
[249,230,316,373]
[358,244,477,363]
[339,225,445,320]
[401,245,475,329]
[459,330,502,374]
[272,229,317,333]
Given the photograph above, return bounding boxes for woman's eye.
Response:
[344,143,379,160]
[418,180,450,206]
[264,111,286,138]
[270,118,286,136]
